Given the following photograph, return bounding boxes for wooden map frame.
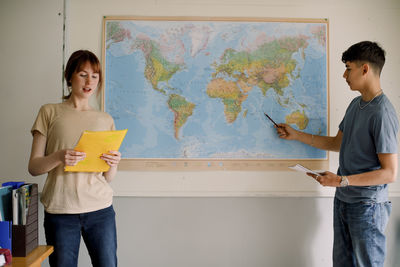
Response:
[102,16,329,171]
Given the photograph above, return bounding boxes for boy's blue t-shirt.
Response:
[336,94,399,203]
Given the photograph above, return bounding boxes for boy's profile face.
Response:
[343,61,365,91]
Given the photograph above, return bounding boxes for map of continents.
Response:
[104,19,328,159]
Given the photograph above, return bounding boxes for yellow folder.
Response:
[65,129,128,172]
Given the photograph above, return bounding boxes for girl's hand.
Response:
[62,149,86,166]
[101,150,121,167]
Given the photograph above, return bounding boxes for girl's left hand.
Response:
[100,150,121,167]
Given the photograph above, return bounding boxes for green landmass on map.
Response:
[167,94,196,139]
[106,22,183,95]
[285,110,309,130]
[133,38,183,94]
[208,36,310,126]
[107,22,192,139]
[106,21,131,48]
[206,78,249,123]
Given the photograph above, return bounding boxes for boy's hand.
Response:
[307,171,341,187]
[276,123,297,140]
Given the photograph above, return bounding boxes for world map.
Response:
[104,19,328,159]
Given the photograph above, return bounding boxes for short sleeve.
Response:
[109,115,116,131]
[373,107,399,154]
[338,119,344,132]
[31,105,49,137]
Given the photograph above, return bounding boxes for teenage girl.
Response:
[28,50,120,267]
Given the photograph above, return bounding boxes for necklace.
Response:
[358,90,383,109]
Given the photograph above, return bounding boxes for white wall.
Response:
[65,0,400,197]
[1,0,400,266]
[0,0,63,187]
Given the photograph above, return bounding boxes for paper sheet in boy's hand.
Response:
[289,164,320,176]
[65,129,127,172]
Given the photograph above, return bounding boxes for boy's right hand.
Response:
[276,123,297,140]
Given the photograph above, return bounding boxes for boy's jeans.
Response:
[333,197,391,267]
[44,205,117,267]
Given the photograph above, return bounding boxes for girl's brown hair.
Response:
[64,50,103,99]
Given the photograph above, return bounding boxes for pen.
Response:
[264,112,279,127]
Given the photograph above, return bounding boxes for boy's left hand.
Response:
[307,171,341,187]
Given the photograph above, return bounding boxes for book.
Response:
[17,185,32,225]
[11,184,39,256]
[0,186,12,222]
[0,222,12,251]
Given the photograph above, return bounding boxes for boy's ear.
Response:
[362,63,369,75]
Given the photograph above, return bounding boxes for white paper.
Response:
[289,164,320,176]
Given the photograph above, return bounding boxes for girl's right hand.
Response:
[61,149,86,166]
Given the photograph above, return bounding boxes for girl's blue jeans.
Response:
[333,197,391,267]
[44,205,117,267]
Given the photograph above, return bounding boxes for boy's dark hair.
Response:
[342,41,385,76]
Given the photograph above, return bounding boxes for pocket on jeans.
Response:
[377,201,391,230]
[348,201,377,225]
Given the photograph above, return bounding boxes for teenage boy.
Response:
[276,41,398,266]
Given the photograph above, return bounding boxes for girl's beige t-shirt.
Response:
[31,102,115,214]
